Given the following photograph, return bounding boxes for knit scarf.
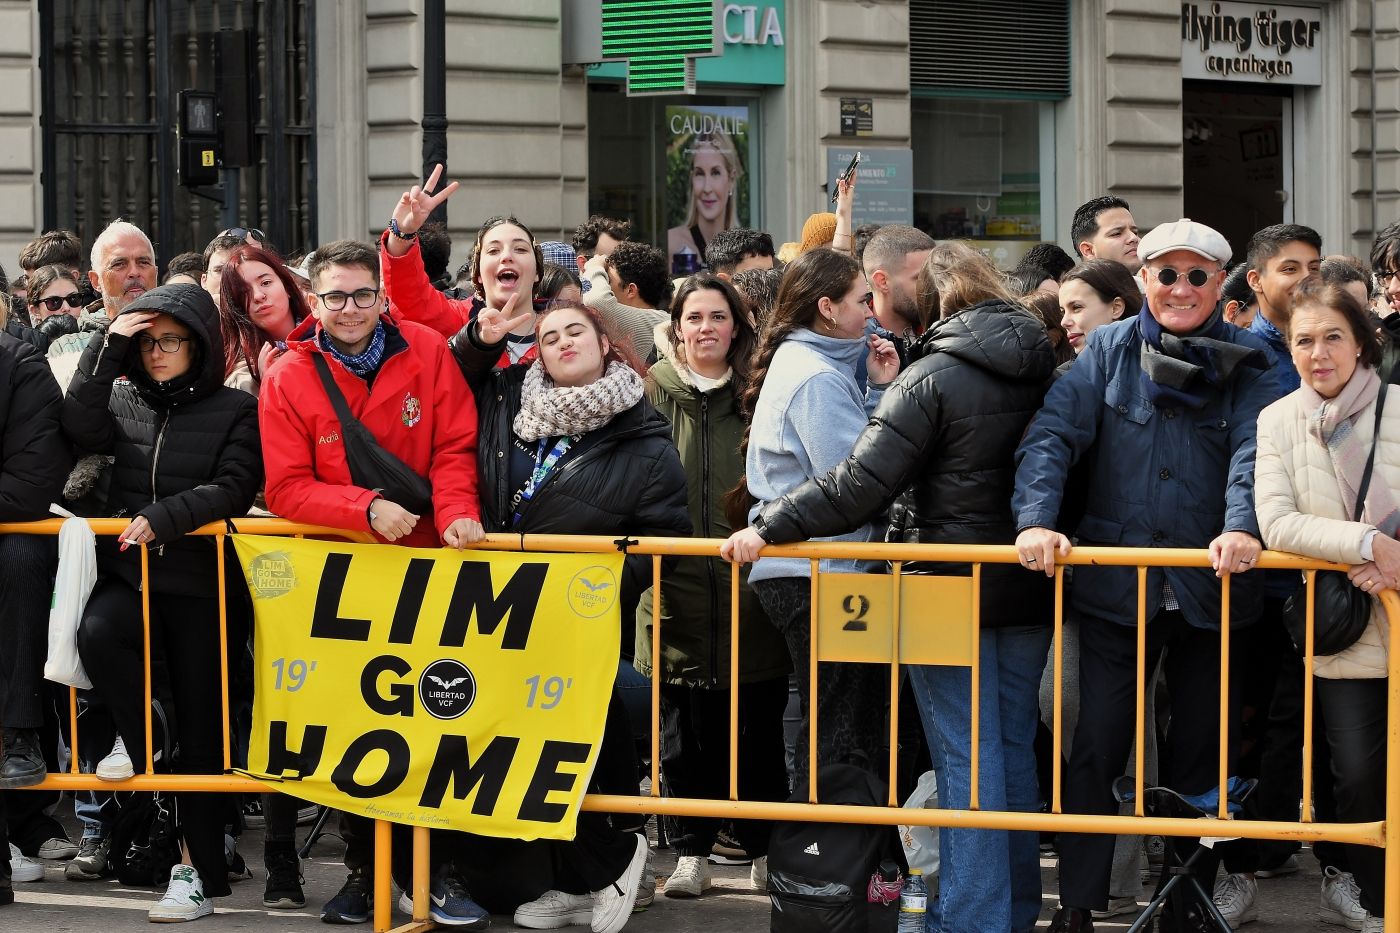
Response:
[1138,305,1266,409]
[319,321,386,378]
[1303,365,1400,536]
[513,359,645,441]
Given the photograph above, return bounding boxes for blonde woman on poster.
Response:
[667,125,743,273]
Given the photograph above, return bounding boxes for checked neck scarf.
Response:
[1138,305,1266,409]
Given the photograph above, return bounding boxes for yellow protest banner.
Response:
[233,535,624,840]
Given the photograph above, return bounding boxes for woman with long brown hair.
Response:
[721,248,898,789]
[725,243,1056,933]
[639,273,790,897]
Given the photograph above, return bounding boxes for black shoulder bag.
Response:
[1281,379,1388,657]
[311,354,435,517]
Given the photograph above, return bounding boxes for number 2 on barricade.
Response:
[816,573,977,666]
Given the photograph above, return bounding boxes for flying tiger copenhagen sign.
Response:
[232,535,623,840]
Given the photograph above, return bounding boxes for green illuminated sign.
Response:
[600,0,720,96]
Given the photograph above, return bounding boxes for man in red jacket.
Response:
[260,239,483,550]
[257,238,489,927]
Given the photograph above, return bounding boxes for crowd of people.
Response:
[0,170,1395,933]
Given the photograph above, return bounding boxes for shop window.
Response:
[912,98,1050,267]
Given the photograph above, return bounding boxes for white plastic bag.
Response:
[898,769,940,879]
[44,504,96,689]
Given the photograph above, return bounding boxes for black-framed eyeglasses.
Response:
[316,287,380,311]
[1376,269,1400,285]
[30,293,84,313]
[136,334,192,353]
[1148,266,1215,288]
[220,227,265,244]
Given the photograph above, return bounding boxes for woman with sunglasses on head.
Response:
[216,245,311,395]
[60,283,261,923]
[450,298,690,933]
[724,242,1057,933]
[717,248,899,791]
[381,165,545,367]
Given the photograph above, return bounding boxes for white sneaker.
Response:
[149,864,213,922]
[96,736,134,781]
[514,890,592,929]
[662,854,713,898]
[1212,873,1258,929]
[9,843,43,882]
[591,833,647,933]
[1321,866,1367,930]
[750,855,768,892]
[1360,915,1384,933]
[1092,895,1139,920]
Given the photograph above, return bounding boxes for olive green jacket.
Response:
[636,351,791,687]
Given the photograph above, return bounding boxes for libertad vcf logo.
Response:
[417,659,476,720]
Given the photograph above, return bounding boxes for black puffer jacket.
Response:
[451,324,691,621]
[61,284,262,595]
[0,330,70,519]
[754,300,1057,628]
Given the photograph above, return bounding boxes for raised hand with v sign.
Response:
[475,291,535,345]
[384,163,459,257]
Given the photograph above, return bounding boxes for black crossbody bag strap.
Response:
[1352,379,1388,522]
[311,353,360,434]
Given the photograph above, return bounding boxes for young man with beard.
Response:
[1369,220,1400,317]
[861,225,935,366]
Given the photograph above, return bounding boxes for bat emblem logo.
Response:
[418,660,477,720]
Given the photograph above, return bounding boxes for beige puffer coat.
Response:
[1255,382,1400,678]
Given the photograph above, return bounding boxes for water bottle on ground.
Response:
[897,867,928,933]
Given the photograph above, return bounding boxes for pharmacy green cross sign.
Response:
[600,0,722,96]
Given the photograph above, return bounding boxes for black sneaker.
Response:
[321,867,372,925]
[1048,907,1095,933]
[0,728,45,789]
[263,845,306,909]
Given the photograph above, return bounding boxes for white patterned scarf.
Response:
[513,359,645,441]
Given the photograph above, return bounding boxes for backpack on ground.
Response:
[109,791,181,886]
[767,762,907,933]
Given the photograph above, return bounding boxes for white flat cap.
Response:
[1138,218,1232,265]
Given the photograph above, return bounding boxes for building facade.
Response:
[2,0,1397,271]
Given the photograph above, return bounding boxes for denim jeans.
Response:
[909,625,1051,933]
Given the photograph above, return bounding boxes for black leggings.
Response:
[752,577,887,789]
[77,577,232,898]
[1316,677,1388,917]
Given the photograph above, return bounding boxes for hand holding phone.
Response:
[831,151,862,203]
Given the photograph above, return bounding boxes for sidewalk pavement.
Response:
[2,810,1340,931]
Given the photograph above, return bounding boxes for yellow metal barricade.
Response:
[4,520,1397,931]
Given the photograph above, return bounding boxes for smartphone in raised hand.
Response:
[831,151,863,203]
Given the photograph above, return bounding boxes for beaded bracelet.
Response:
[387,216,417,241]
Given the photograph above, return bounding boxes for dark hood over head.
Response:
[117,283,225,404]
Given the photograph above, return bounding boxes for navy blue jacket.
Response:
[1012,315,1276,631]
